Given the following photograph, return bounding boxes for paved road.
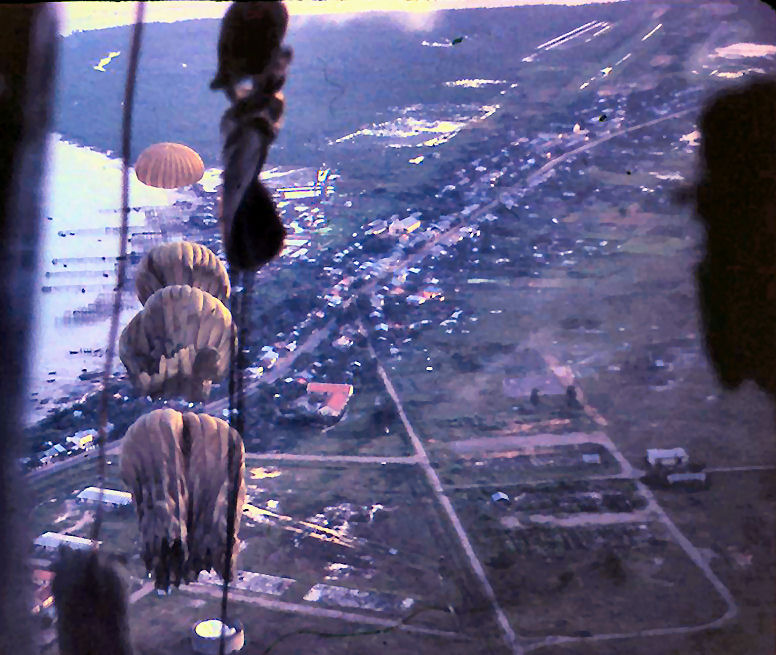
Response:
[524,509,652,528]
[246,453,419,465]
[524,613,741,653]
[186,583,468,641]
[129,580,155,604]
[447,471,637,491]
[369,340,523,655]
[705,465,776,473]
[26,439,123,482]
[524,107,696,188]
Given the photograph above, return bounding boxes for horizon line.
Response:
[58,0,629,37]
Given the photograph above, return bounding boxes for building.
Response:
[332,335,353,350]
[666,471,708,489]
[281,236,310,258]
[421,285,443,300]
[66,429,96,450]
[306,382,354,418]
[392,270,408,286]
[275,186,320,200]
[285,237,309,249]
[389,216,421,235]
[275,167,333,201]
[646,447,689,468]
[34,532,97,552]
[41,444,67,461]
[76,486,132,509]
[366,219,388,236]
[260,349,279,369]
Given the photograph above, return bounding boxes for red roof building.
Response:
[306,382,354,417]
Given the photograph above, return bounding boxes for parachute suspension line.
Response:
[92,1,145,544]
[220,267,253,655]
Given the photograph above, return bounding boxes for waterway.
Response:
[26,135,187,423]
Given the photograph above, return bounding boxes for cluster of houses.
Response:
[21,426,110,471]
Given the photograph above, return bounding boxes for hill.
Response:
[53,3,631,167]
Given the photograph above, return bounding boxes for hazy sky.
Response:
[58,0,626,36]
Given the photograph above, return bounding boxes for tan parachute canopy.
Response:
[119,285,233,402]
[135,241,230,306]
[120,409,246,590]
[134,142,205,189]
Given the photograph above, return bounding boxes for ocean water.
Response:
[26,135,188,423]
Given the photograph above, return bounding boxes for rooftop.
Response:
[77,486,133,505]
[34,532,97,551]
[307,382,354,416]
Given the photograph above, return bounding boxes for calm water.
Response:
[26,136,186,423]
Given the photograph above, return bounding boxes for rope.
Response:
[92,1,145,544]
[220,268,253,655]
[212,6,290,648]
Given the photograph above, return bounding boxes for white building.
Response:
[646,447,689,468]
[34,532,97,552]
[77,486,132,508]
[667,471,707,487]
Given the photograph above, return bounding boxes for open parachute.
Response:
[119,285,233,402]
[135,241,230,306]
[134,142,205,189]
[120,409,246,590]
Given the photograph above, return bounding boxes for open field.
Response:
[532,470,776,655]
[435,442,620,488]
[29,458,487,637]
[240,461,476,626]
[122,586,493,655]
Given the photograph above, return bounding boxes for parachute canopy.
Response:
[120,409,246,590]
[119,285,233,402]
[135,241,230,306]
[134,142,205,189]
